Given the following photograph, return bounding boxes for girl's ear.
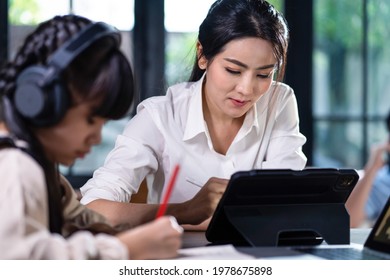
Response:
[196,41,207,70]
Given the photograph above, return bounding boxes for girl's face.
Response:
[200,37,277,120]
[35,101,106,166]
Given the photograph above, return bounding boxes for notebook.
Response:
[288,195,390,260]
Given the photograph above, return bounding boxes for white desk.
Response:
[350,228,371,245]
[178,228,372,259]
[182,228,370,248]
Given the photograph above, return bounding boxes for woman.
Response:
[0,15,182,259]
[81,0,307,230]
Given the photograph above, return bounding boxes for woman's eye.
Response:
[258,72,274,79]
[226,68,240,75]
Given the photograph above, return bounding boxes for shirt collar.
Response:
[243,104,259,133]
[183,73,207,141]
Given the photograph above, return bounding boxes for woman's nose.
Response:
[237,75,255,95]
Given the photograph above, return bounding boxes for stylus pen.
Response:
[156,163,180,219]
[185,177,203,188]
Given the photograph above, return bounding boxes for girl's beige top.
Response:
[0,145,128,259]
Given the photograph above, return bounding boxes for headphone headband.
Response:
[13,21,121,127]
[43,22,121,85]
[49,22,121,70]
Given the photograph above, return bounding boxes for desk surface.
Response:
[182,228,371,248]
[350,228,371,244]
[179,228,371,259]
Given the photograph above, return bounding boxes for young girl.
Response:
[0,15,182,259]
[81,0,307,230]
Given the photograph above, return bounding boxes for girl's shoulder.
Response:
[0,147,41,173]
[0,147,45,193]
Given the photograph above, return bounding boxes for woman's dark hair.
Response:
[0,15,134,234]
[189,0,289,82]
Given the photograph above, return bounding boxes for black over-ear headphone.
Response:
[13,22,121,127]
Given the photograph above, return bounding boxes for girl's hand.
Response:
[117,216,183,260]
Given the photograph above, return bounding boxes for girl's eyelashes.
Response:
[87,105,100,125]
[87,116,96,125]
[87,115,108,126]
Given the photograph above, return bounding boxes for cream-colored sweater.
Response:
[0,147,128,259]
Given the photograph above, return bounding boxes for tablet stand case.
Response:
[205,169,359,247]
[224,203,349,246]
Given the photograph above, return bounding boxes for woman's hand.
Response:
[177,177,228,226]
[117,216,183,260]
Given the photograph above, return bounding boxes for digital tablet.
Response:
[205,168,359,246]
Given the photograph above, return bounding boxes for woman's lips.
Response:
[230,98,248,107]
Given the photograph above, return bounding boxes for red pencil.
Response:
[155,164,180,219]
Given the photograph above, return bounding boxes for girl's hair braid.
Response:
[0,15,91,99]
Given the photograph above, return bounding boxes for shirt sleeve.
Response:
[80,107,162,204]
[0,149,128,260]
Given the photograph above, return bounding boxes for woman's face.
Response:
[200,37,277,120]
[35,101,106,166]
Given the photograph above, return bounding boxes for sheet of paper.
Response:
[175,244,255,260]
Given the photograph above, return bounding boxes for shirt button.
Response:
[223,160,235,175]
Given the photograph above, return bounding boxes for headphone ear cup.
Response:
[50,78,70,126]
[14,66,69,127]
